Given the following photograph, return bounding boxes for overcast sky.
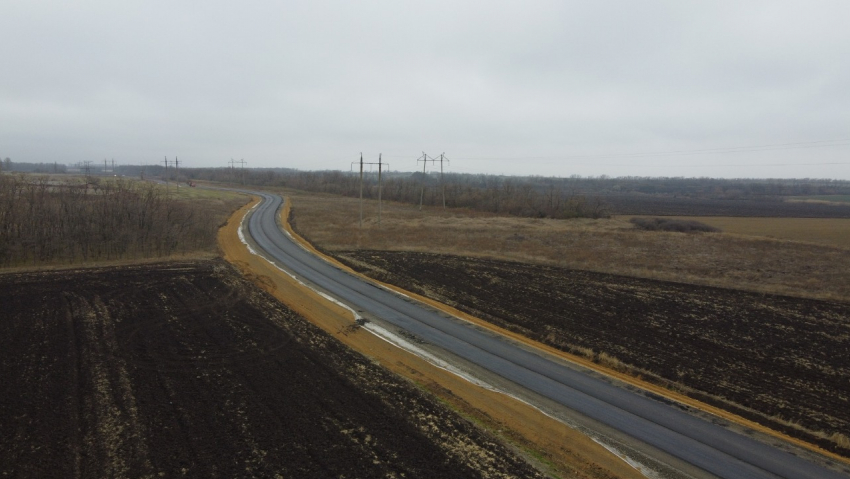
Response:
[2,1,849,179]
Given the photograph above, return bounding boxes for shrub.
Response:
[630,217,721,233]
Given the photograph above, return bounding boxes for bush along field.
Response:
[629,217,721,233]
[0,175,244,267]
[334,250,850,456]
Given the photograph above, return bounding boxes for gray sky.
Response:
[2,0,849,179]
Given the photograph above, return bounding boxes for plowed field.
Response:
[0,259,542,478]
[336,250,850,456]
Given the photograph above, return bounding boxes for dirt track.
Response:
[335,250,850,457]
[0,259,545,478]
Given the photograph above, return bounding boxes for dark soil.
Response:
[335,250,850,456]
[0,259,542,479]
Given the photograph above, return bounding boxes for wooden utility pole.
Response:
[174,157,180,188]
[416,152,448,210]
[162,156,169,195]
[349,154,388,229]
[227,158,246,183]
[439,153,446,208]
[418,152,427,210]
[378,154,383,225]
[83,161,92,191]
[359,153,364,229]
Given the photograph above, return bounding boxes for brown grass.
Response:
[284,190,850,302]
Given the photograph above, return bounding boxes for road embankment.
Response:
[218,195,647,479]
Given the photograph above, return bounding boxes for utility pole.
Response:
[83,161,92,191]
[174,157,180,188]
[439,153,449,209]
[418,152,427,210]
[349,154,389,229]
[416,152,449,210]
[417,152,439,211]
[104,158,108,175]
[227,158,246,183]
[359,153,364,229]
[378,154,383,225]
[162,156,170,195]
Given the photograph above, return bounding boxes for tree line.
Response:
[10,159,849,219]
[163,167,612,219]
[167,165,850,217]
[0,175,222,267]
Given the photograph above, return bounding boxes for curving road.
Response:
[243,191,848,479]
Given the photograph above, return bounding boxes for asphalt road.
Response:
[244,191,848,479]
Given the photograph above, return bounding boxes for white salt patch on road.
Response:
[360,322,500,392]
[590,439,664,479]
[237,202,261,255]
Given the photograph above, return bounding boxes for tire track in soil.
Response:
[0,260,543,479]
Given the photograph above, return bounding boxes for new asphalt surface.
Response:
[244,191,848,479]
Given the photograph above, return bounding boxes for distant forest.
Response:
[5,159,850,218]
[169,165,850,218]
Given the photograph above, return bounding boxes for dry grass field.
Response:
[624,215,850,248]
[285,190,850,302]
